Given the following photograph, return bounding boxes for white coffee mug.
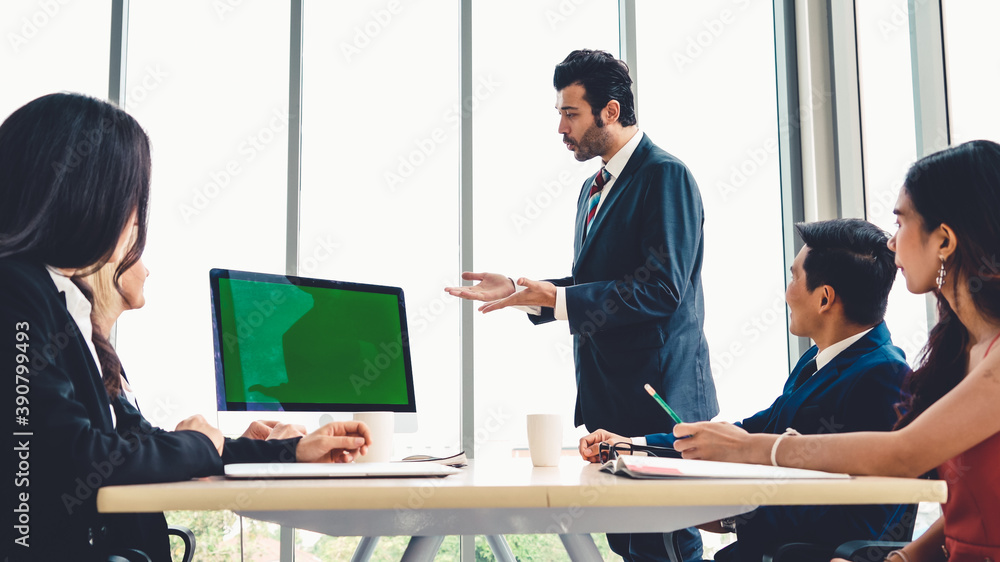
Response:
[526,414,562,467]
[353,411,394,463]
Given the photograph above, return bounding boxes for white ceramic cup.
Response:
[353,411,394,463]
[526,414,562,467]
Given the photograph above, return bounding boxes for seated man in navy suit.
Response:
[580,218,911,562]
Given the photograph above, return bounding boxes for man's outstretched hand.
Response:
[445,273,557,313]
[479,278,557,313]
[444,272,515,302]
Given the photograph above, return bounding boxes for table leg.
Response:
[559,534,603,562]
[350,536,380,562]
[280,525,295,562]
[400,536,445,562]
[485,535,516,562]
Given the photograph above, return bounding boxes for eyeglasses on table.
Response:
[598,441,681,463]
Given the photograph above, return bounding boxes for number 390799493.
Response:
[15,322,30,422]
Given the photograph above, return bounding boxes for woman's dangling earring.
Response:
[936,256,947,290]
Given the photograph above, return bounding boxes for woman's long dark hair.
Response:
[0,93,151,398]
[895,140,1000,428]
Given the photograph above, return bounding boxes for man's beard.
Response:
[567,117,612,162]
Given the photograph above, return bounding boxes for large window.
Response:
[943,0,1000,143]
[471,0,621,458]
[300,0,461,456]
[856,0,930,364]
[115,0,291,429]
[469,0,787,452]
[635,0,787,423]
[856,0,941,537]
[2,0,794,455]
[0,1,110,118]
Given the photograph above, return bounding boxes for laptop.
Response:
[225,462,460,479]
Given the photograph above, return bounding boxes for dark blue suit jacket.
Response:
[647,322,911,561]
[530,133,719,436]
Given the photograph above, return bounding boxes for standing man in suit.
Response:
[446,49,719,562]
[580,219,911,562]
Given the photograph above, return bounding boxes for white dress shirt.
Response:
[813,327,873,371]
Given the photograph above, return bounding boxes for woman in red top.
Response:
[671,140,1000,562]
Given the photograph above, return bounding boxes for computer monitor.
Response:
[209,268,417,434]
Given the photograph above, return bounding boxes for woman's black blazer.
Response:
[2,258,299,561]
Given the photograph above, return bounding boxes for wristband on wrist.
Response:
[770,427,800,467]
[885,549,910,562]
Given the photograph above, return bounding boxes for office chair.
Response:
[107,525,196,562]
[831,540,916,562]
[763,503,918,562]
[761,539,913,562]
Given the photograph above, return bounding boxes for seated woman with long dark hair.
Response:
[1,93,371,561]
[671,140,1000,561]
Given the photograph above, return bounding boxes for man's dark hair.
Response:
[794,218,896,326]
[553,49,637,127]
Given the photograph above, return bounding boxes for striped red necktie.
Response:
[584,167,610,237]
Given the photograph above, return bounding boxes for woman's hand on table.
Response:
[176,414,225,455]
[241,420,309,441]
[296,421,372,463]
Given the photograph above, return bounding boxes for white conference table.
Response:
[97,457,947,561]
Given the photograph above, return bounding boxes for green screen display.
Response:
[215,276,412,408]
